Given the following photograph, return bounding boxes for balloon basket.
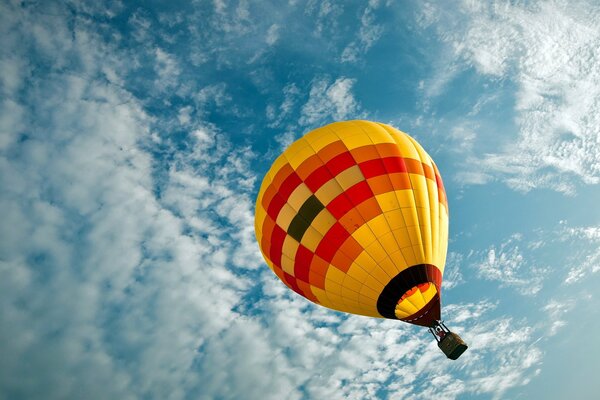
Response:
[429,321,468,360]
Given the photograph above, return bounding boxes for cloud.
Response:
[2,1,591,399]
[471,234,547,295]
[423,0,600,193]
[300,76,360,126]
[341,0,384,63]
[541,299,574,336]
[442,252,465,290]
[558,224,600,284]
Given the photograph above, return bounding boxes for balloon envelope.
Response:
[255,120,448,327]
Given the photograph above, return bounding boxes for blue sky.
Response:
[1,0,599,399]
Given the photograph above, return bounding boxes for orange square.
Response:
[375,143,401,158]
[271,163,294,188]
[331,250,353,273]
[367,175,394,195]
[260,183,278,212]
[340,236,363,261]
[350,145,379,163]
[339,208,365,233]
[422,163,434,180]
[404,158,424,175]
[317,140,347,163]
[389,173,411,190]
[356,198,382,223]
[296,153,324,180]
[309,268,326,289]
[297,280,317,302]
[310,254,329,276]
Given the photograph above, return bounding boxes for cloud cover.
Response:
[421,0,600,194]
[1,1,598,399]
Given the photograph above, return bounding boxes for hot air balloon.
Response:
[255,120,467,360]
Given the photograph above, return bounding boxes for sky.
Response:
[1,0,599,399]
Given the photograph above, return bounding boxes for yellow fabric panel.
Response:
[325,278,342,296]
[367,263,394,284]
[387,249,409,272]
[336,165,365,190]
[366,213,389,234]
[405,290,425,310]
[422,283,437,302]
[409,174,429,208]
[254,173,271,236]
[327,120,360,138]
[304,126,339,152]
[394,283,438,319]
[300,225,323,252]
[346,263,369,285]
[287,183,312,211]
[400,245,417,267]
[401,207,419,227]
[327,293,344,307]
[395,309,411,319]
[310,208,337,236]
[384,209,407,231]
[377,254,401,277]
[392,227,412,248]
[314,178,343,205]
[395,189,416,210]
[412,244,427,265]
[284,137,311,168]
[380,124,420,159]
[364,241,388,263]
[427,179,440,267]
[326,265,346,286]
[363,273,386,292]
[254,205,266,236]
[359,283,381,302]
[360,121,400,144]
[417,207,433,264]
[276,203,297,230]
[340,283,360,300]
[288,145,318,171]
[342,274,364,293]
[352,223,378,248]
[405,135,434,170]
[353,248,377,269]
[407,225,423,245]
[378,231,400,254]
[311,286,334,308]
[280,253,295,275]
[341,287,360,305]
[340,130,376,149]
[265,153,290,183]
[375,191,401,212]
[281,235,299,260]
[396,298,419,315]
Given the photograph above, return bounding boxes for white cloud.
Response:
[541,300,574,336]
[154,48,180,90]
[300,76,360,126]
[558,224,600,284]
[442,252,465,290]
[265,23,280,45]
[341,1,384,63]
[424,0,600,193]
[471,234,547,295]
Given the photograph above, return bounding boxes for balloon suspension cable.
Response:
[429,320,468,360]
[428,320,450,343]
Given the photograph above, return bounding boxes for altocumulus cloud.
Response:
[420,0,600,194]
